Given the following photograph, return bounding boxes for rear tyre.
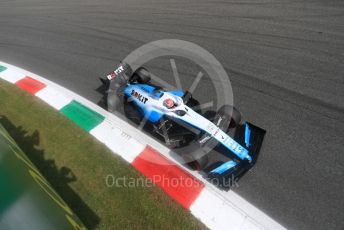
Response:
[132,67,151,83]
[124,100,142,125]
[107,93,121,113]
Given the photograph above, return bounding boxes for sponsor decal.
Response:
[223,137,245,153]
[107,65,125,80]
[131,90,148,104]
[114,65,125,75]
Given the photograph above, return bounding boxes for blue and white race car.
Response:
[100,63,266,188]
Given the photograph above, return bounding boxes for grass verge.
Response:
[0,79,206,230]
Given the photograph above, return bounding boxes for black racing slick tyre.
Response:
[132,67,151,83]
[179,143,209,171]
[123,101,142,125]
[228,106,241,128]
[214,105,241,130]
[183,92,201,113]
[185,154,208,171]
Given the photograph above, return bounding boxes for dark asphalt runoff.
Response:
[1,0,343,229]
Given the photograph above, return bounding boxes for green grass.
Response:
[0,80,206,230]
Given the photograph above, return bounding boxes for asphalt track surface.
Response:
[1,0,343,229]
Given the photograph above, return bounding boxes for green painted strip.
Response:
[60,100,105,131]
[0,65,7,72]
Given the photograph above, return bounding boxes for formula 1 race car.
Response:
[100,63,266,189]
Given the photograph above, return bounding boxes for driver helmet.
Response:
[163,98,175,109]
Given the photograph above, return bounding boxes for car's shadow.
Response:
[0,116,100,230]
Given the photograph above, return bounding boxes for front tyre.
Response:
[179,144,209,170]
[214,105,241,131]
[184,154,208,171]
